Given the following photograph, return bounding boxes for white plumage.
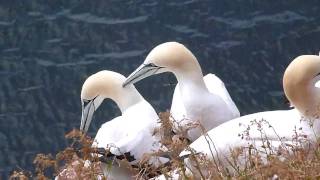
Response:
[92,100,161,164]
[170,73,240,141]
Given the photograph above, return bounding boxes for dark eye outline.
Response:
[143,63,156,67]
[143,63,164,68]
[82,96,98,107]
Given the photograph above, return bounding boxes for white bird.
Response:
[172,55,320,179]
[79,70,166,180]
[123,42,240,141]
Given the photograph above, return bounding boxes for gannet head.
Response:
[283,55,320,118]
[80,70,140,133]
[123,42,201,87]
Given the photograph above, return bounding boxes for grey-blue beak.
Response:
[80,99,96,133]
[123,63,163,87]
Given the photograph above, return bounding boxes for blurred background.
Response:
[0,0,319,178]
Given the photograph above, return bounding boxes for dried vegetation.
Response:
[10,112,320,179]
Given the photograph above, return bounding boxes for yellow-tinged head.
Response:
[283,55,320,118]
[123,42,202,87]
[80,70,141,133]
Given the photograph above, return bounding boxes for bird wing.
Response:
[93,101,163,164]
[93,116,128,156]
[170,73,240,122]
[203,73,240,118]
[92,116,144,164]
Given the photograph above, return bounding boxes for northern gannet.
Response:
[123,42,240,141]
[79,70,165,179]
[173,55,320,179]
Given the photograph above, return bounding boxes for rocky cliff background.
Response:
[0,0,319,178]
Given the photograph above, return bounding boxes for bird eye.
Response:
[144,63,157,67]
[82,96,98,107]
[144,63,165,69]
[150,63,157,67]
[82,99,90,107]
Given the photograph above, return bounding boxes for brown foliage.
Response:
[10,113,320,179]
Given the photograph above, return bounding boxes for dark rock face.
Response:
[0,0,319,178]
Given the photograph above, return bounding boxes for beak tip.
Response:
[79,125,84,133]
[79,127,87,134]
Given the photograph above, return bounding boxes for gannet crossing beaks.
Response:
[122,63,163,87]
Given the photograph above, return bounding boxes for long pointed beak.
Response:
[80,99,96,133]
[123,63,162,87]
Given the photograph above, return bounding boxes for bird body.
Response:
[171,73,240,141]
[182,108,318,159]
[93,100,160,163]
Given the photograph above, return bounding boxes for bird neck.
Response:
[111,87,144,114]
[174,64,208,93]
[292,78,320,119]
